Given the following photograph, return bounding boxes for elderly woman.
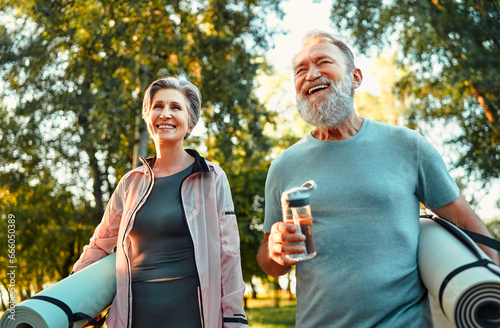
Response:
[73,77,248,328]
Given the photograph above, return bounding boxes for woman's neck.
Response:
[153,143,194,177]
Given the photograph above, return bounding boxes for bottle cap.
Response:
[282,180,316,207]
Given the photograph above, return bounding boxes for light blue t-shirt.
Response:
[264,119,459,328]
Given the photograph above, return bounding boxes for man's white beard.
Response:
[296,75,355,129]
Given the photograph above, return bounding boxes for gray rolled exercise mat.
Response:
[418,218,500,328]
[1,253,116,328]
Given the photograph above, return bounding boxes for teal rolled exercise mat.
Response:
[418,217,500,328]
[0,253,116,328]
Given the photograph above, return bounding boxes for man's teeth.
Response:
[308,84,329,95]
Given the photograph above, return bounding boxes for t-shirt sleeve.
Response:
[414,132,459,209]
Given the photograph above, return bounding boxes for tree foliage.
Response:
[0,0,283,298]
[0,172,93,309]
[329,0,500,182]
[354,52,405,125]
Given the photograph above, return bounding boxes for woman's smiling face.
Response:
[147,88,191,146]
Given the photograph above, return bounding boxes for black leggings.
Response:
[131,277,202,328]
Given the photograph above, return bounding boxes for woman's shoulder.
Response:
[124,162,149,179]
[203,159,225,177]
[114,162,150,192]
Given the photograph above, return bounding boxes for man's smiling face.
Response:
[293,41,355,129]
[293,41,349,100]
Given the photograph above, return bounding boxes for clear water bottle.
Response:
[281,180,317,261]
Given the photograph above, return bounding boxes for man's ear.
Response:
[352,68,363,89]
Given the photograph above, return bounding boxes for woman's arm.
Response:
[216,170,249,327]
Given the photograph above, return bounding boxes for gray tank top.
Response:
[129,164,197,282]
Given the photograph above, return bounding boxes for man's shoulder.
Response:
[368,119,421,141]
[275,134,312,159]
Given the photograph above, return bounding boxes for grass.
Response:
[245,295,296,328]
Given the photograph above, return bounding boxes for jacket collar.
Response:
[139,149,209,176]
[186,149,210,173]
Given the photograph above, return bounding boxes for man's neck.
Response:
[311,113,364,141]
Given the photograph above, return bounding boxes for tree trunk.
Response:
[286,271,293,300]
[250,280,258,299]
[469,85,499,136]
[132,64,152,168]
[274,276,281,307]
[132,117,149,168]
[78,60,104,222]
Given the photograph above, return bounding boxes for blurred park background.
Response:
[1,0,499,326]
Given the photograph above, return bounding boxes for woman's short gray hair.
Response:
[142,77,202,139]
[297,30,356,73]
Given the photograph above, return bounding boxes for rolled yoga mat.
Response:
[0,253,116,328]
[418,218,500,328]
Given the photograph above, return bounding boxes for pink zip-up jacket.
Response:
[73,150,248,327]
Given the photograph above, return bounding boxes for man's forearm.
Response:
[432,195,499,265]
[461,218,499,265]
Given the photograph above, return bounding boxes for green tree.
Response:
[355,52,406,125]
[0,0,284,299]
[328,0,500,182]
[0,167,93,309]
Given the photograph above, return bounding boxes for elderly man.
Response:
[257,30,498,327]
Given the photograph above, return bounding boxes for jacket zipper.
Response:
[123,157,155,328]
[180,170,205,328]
